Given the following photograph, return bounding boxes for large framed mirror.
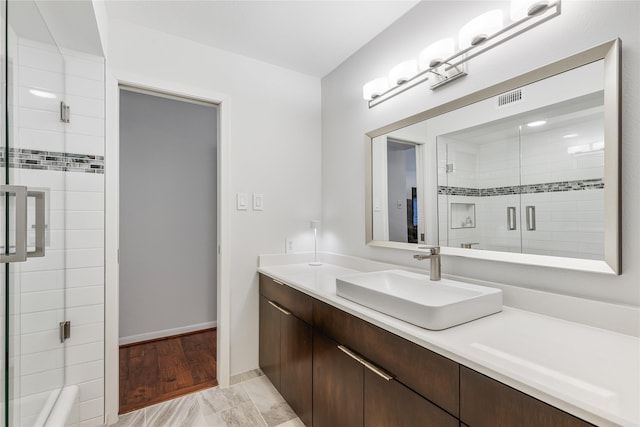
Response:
[365,39,620,274]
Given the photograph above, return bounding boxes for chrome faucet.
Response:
[413,246,441,281]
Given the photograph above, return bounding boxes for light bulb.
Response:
[419,38,456,70]
[388,60,418,86]
[459,10,504,49]
[510,0,552,21]
[362,78,389,100]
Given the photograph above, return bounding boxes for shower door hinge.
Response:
[446,163,454,173]
[60,101,70,123]
[59,321,71,343]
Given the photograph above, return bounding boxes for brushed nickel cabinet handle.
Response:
[268,300,291,316]
[337,345,393,381]
[337,344,362,362]
[359,357,394,381]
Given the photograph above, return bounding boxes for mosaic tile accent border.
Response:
[0,148,104,174]
[438,186,481,197]
[439,178,604,196]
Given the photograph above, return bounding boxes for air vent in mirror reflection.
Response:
[497,88,523,107]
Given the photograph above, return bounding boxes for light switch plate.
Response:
[286,238,295,253]
[253,193,264,211]
[236,193,248,210]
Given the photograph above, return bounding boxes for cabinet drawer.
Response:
[460,366,594,427]
[259,274,313,324]
[313,300,459,417]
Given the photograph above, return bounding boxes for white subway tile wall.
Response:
[7,38,105,426]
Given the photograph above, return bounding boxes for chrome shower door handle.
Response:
[526,205,536,231]
[507,206,517,230]
[27,190,46,258]
[1,185,28,263]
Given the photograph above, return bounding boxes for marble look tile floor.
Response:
[114,373,304,427]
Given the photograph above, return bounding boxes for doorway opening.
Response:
[117,86,219,413]
[387,139,419,244]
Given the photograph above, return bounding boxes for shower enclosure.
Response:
[2,1,105,425]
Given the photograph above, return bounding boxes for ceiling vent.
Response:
[497,88,523,107]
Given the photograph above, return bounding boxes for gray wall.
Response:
[321,1,640,312]
[387,148,408,242]
[387,142,416,243]
[119,89,217,339]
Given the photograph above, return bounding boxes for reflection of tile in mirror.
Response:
[451,203,476,229]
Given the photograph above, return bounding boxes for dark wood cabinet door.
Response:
[313,331,363,427]
[313,299,459,417]
[364,368,458,427]
[259,295,281,390]
[281,313,313,426]
[460,367,593,427]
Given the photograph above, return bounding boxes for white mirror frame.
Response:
[365,39,621,275]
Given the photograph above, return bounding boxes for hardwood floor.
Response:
[119,328,218,414]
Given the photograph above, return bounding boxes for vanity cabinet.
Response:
[312,331,457,427]
[259,275,313,426]
[460,366,594,427]
[258,273,594,427]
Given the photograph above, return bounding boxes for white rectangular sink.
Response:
[336,270,502,330]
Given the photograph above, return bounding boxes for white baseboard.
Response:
[119,321,217,346]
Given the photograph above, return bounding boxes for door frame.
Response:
[104,69,231,425]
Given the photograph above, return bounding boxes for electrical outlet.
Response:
[286,238,295,253]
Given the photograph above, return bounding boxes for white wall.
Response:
[106,18,321,377]
[321,2,640,314]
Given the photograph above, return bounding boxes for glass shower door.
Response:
[519,95,606,260]
[2,1,67,425]
[437,128,521,252]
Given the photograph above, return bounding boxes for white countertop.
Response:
[258,262,640,427]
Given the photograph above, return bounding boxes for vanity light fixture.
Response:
[418,38,467,88]
[389,60,418,85]
[363,0,561,108]
[527,120,547,127]
[511,0,552,20]
[310,220,322,266]
[419,38,456,69]
[563,133,579,138]
[458,10,504,49]
[362,77,390,100]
